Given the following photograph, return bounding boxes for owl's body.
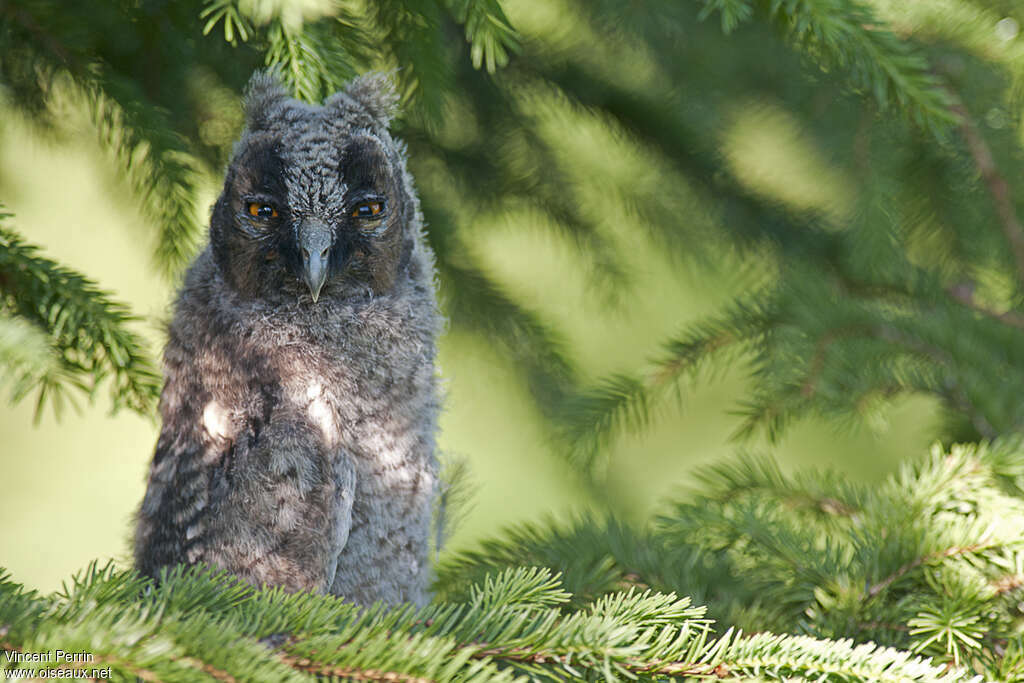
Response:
[134,74,441,606]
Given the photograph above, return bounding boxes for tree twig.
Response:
[281,654,432,683]
[470,642,730,678]
[945,282,1024,330]
[952,100,1024,285]
[866,544,982,598]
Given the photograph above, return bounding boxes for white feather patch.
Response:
[202,401,232,441]
[308,396,338,445]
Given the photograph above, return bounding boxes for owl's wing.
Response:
[324,455,356,590]
[136,394,357,595]
[134,416,220,578]
[196,404,357,594]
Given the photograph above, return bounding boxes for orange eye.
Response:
[351,201,384,218]
[247,202,278,218]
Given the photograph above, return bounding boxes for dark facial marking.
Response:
[211,138,293,296]
[333,135,407,293]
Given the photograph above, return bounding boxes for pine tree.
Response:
[3,0,1024,680]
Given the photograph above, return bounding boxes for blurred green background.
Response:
[5,0,1021,593]
[0,75,933,594]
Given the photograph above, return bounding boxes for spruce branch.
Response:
[722,632,974,683]
[867,545,987,600]
[0,313,66,407]
[560,215,1024,463]
[695,0,958,136]
[433,454,476,562]
[652,440,1024,675]
[950,98,1024,287]
[280,654,431,683]
[0,563,985,681]
[528,56,838,254]
[199,1,375,103]
[697,0,754,33]
[263,19,359,103]
[409,111,632,295]
[555,373,656,474]
[82,78,206,278]
[10,440,1023,679]
[200,0,254,44]
[0,215,160,418]
[553,296,765,474]
[1,4,209,278]
[439,0,519,73]
[692,452,867,523]
[367,1,452,119]
[437,518,637,607]
[439,258,576,400]
[944,283,1024,331]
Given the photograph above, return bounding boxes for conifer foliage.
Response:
[436,440,1024,680]
[0,210,159,418]
[0,562,978,681]
[6,440,1024,680]
[547,1,1024,471]
[4,0,1024,680]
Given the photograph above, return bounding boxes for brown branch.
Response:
[474,644,564,664]
[952,101,1024,285]
[281,654,433,682]
[651,331,736,386]
[945,282,1024,330]
[92,655,160,683]
[866,544,983,598]
[991,573,1024,596]
[751,314,999,439]
[179,656,240,683]
[873,324,997,438]
[471,642,730,678]
[857,621,910,633]
[801,327,867,397]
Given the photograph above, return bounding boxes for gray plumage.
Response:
[134,73,442,606]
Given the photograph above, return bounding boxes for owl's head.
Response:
[210,72,419,303]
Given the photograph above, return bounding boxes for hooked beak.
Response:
[298,220,332,303]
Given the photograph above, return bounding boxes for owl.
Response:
[133,73,442,606]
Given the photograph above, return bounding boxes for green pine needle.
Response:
[0,215,160,419]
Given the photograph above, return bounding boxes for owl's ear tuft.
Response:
[244,71,289,131]
[326,72,399,128]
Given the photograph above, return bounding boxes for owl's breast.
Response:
[263,307,437,452]
[278,349,436,458]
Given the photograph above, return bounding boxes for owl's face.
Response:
[210,74,415,303]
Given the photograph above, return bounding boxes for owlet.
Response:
[134,73,442,606]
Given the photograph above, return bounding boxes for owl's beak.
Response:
[298,220,332,303]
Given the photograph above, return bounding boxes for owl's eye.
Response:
[247,202,279,219]
[351,201,385,219]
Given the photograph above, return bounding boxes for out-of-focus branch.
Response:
[945,282,1024,330]
[952,101,1024,285]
